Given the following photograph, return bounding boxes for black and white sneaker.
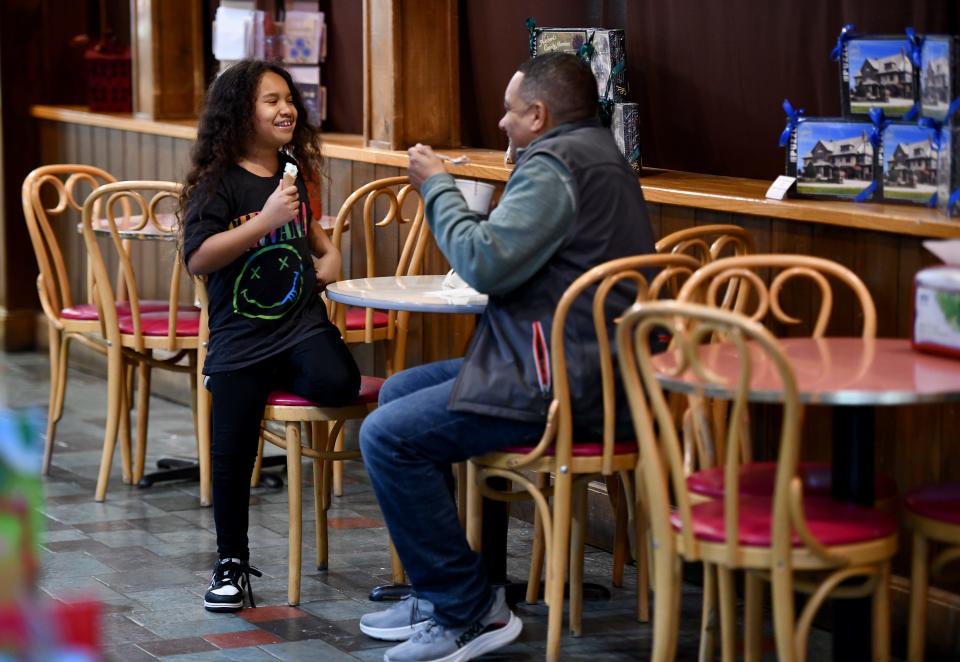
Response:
[203,557,262,613]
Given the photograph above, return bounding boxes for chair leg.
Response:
[652,547,682,662]
[42,326,64,475]
[873,562,891,662]
[94,348,124,502]
[455,462,468,527]
[717,565,737,662]
[546,471,573,662]
[526,472,549,605]
[250,433,265,488]
[908,532,929,662]
[389,537,405,584]
[331,421,344,497]
[770,555,797,662]
[285,422,303,606]
[195,368,212,507]
[699,563,718,662]
[465,461,483,551]
[744,571,764,662]
[608,474,628,588]
[133,359,151,484]
[569,480,587,637]
[312,421,329,571]
[633,477,650,623]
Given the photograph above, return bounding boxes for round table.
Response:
[325,275,488,314]
[652,336,960,660]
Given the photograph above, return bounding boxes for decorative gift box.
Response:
[917,34,959,122]
[833,26,917,119]
[936,124,960,216]
[527,22,627,101]
[784,115,878,201]
[611,102,641,174]
[878,121,939,205]
[914,241,960,358]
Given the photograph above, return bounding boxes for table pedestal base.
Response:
[137,456,286,489]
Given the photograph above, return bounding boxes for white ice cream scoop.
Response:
[282,162,299,187]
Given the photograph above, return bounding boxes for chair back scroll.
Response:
[80,181,187,352]
[617,301,804,567]
[505,253,700,476]
[22,165,118,324]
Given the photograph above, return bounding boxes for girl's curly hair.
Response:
[177,60,323,255]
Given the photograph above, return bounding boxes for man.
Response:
[358,52,656,662]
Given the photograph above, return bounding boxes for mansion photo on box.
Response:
[847,39,915,113]
[797,124,874,194]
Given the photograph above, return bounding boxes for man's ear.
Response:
[528,100,549,133]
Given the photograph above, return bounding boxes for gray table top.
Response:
[325,276,488,314]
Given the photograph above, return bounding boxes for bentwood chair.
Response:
[905,483,960,661]
[618,301,897,662]
[80,181,208,503]
[465,253,700,661]
[22,165,121,475]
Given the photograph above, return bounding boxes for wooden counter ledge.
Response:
[31,105,960,239]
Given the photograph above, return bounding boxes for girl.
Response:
[179,60,360,612]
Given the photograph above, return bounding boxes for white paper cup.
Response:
[454,178,495,214]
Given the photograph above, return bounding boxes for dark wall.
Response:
[457,0,959,179]
[318,0,363,135]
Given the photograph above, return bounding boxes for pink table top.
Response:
[651,337,960,406]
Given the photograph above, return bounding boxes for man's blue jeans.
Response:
[359,358,545,627]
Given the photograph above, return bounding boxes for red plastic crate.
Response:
[84,48,132,113]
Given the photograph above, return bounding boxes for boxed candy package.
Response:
[917,34,959,122]
[878,121,939,205]
[936,123,960,216]
[914,240,960,358]
[784,115,877,201]
[833,26,917,119]
[527,23,628,101]
[611,102,641,174]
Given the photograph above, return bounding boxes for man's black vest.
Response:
[447,117,656,427]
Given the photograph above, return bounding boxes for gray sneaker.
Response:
[382,588,522,662]
[360,595,435,641]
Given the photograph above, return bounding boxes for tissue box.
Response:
[838,35,917,118]
[919,35,959,122]
[914,266,960,357]
[611,102,641,174]
[786,118,877,200]
[937,126,960,216]
[529,27,627,101]
[879,121,939,205]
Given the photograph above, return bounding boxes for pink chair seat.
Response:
[672,495,897,547]
[266,376,385,407]
[905,483,960,525]
[61,300,196,321]
[344,307,390,331]
[688,461,897,500]
[500,439,637,458]
[117,310,201,336]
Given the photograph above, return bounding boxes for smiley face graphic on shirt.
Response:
[232,244,303,319]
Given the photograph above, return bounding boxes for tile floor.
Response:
[2,349,836,661]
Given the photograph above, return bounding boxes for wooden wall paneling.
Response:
[657,204,694,240]
[348,160,377,280]
[809,224,859,337]
[769,218,815,339]
[855,230,901,339]
[692,208,732,228]
[645,201,662,240]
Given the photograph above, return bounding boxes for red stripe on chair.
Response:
[672,495,897,547]
[117,310,201,336]
[905,483,960,525]
[531,321,551,395]
[500,439,637,457]
[344,308,390,330]
[688,461,898,500]
[266,375,385,407]
[61,300,197,321]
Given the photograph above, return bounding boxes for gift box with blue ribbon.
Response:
[832,25,918,119]
[934,103,960,216]
[878,120,940,205]
[611,102,641,175]
[914,33,960,122]
[526,20,628,102]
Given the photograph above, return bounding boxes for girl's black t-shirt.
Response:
[183,154,329,374]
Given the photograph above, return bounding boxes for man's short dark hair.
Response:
[516,53,599,125]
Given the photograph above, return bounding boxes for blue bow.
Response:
[904,103,920,121]
[830,24,856,62]
[949,189,960,215]
[854,181,877,202]
[577,31,596,62]
[927,192,939,208]
[778,99,804,147]
[868,107,889,149]
[947,97,960,124]
[919,117,944,151]
[905,27,924,69]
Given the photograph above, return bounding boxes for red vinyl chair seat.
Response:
[344,307,390,331]
[117,310,201,336]
[61,300,196,321]
[500,439,638,458]
[688,461,898,500]
[905,483,960,525]
[671,495,897,547]
[266,376,385,407]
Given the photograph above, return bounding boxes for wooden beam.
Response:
[363,0,459,150]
